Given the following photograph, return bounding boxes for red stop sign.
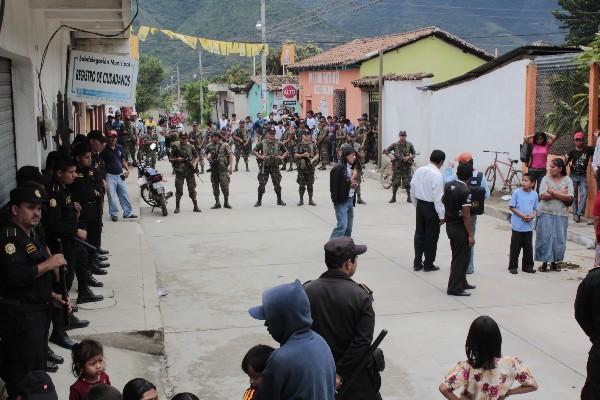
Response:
[282,85,297,99]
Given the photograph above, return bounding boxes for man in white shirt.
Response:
[410,150,446,272]
[219,115,229,130]
[306,111,317,133]
[229,113,240,131]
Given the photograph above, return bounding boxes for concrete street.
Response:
[52,157,593,399]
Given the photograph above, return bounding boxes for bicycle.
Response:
[380,153,419,189]
[483,150,522,194]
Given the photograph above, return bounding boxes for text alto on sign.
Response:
[282,84,298,106]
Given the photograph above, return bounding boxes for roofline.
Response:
[425,46,581,91]
[288,26,493,71]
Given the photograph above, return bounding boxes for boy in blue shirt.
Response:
[508,173,539,274]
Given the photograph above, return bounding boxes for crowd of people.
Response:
[1,102,600,400]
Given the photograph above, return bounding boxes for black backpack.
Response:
[520,141,532,164]
[469,172,486,215]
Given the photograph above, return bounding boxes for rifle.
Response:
[56,239,70,325]
[337,329,388,399]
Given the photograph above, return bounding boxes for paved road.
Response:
[140,158,592,399]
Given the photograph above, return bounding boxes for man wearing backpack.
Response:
[443,152,490,274]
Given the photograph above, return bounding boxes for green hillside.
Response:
[136,0,565,82]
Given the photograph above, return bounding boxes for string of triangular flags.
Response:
[136,25,266,57]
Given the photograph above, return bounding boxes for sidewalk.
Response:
[49,176,167,398]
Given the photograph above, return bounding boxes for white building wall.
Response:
[381,60,528,173]
[0,2,72,167]
[382,79,432,167]
[430,59,528,173]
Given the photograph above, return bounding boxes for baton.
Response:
[337,329,388,399]
[71,236,98,253]
[56,239,70,325]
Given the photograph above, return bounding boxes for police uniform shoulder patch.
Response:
[49,198,57,207]
[5,242,16,255]
[358,283,373,296]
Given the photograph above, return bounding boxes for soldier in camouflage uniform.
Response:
[384,130,416,203]
[355,117,369,150]
[252,127,288,207]
[294,130,319,206]
[341,133,366,205]
[281,123,298,172]
[316,118,329,170]
[205,132,233,209]
[141,126,158,168]
[168,132,200,213]
[232,120,250,172]
[119,117,137,166]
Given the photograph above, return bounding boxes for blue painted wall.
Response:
[247,83,301,118]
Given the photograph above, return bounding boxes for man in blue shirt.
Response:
[253,113,265,143]
[443,152,490,274]
[101,130,138,222]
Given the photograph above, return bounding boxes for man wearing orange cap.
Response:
[443,152,490,274]
[567,131,595,223]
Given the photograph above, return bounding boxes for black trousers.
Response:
[339,369,381,400]
[582,342,600,400]
[0,307,50,397]
[414,200,440,268]
[446,222,470,293]
[508,230,533,271]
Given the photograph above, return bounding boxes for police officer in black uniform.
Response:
[575,266,600,400]
[87,130,110,256]
[442,163,476,297]
[44,154,103,349]
[304,237,382,400]
[0,184,66,396]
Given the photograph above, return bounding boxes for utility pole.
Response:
[198,50,204,125]
[176,64,182,108]
[261,0,267,114]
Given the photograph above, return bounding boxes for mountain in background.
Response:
[136,0,565,82]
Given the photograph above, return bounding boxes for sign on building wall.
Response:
[280,44,295,66]
[282,84,298,108]
[69,50,138,106]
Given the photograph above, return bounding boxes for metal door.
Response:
[0,57,15,206]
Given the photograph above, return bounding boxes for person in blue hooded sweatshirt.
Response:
[248,280,336,400]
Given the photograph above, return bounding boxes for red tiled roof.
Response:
[249,75,298,91]
[288,26,493,71]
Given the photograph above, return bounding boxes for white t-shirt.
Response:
[274,126,284,140]
[218,118,229,130]
[229,119,240,131]
[306,117,317,130]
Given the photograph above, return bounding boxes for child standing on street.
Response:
[70,339,111,400]
[241,345,274,400]
[508,174,539,274]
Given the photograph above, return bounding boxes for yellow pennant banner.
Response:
[136,25,266,57]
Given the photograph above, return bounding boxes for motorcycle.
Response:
[138,144,173,216]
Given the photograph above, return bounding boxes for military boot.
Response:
[406,188,412,203]
[389,187,397,203]
[174,196,181,213]
[357,194,366,205]
[192,200,201,212]
[211,196,221,209]
[308,192,317,206]
[200,163,204,174]
[287,164,293,172]
[234,160,239,172]
[245,160,249,172]
[297,190,304,206]
[276,190,286,206]
[224,196,232,209]
[254,192,263,207]
[280,162,287,171]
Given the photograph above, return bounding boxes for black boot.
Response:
[389,187,397,203]
[95,254,109,262]
[192,200,201,212]
[297,190,304,206]
[254,192,263,207]
[406,188,412,203]
[224,197,232,209]
[245,160,249,172]
[174,196,181,213]
[357,194,366,205]
[94,259,110,269]
[90,264,107,275]
[308,192,316,206]
[276,190,286,206]
[234,160,239,172]
[88,273,104,287]
[96,248,110,255]
[49,332,77,350]
[66,314,90,330]
[48,348,64,364]
[200,164,204,174]
[211,197,222,209]
[280,163,287,171]
[46,360,59,373]
[77,287,104,304]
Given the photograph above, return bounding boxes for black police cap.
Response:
[10,184,48,205]
[87,130,106,143]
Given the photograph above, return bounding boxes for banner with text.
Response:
[69,50,138,106]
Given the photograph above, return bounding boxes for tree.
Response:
[136,55,166,113]
[182,79,213,125]
[553,0,600,46]
[295,41,323,62]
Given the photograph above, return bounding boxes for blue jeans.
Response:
[158,141,166,159]
[571,174,588,216]
[107,173,133,218]
[467,215,477,274]
[330,198,354,238]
